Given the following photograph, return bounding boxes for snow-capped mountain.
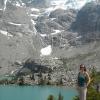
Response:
[0,0,100,75]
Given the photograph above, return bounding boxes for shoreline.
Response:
[0,84,77,91]
[0,77,76,88]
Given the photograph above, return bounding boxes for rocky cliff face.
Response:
[0,0,100,76]
[71,2,100,42]
[0,0,42,75]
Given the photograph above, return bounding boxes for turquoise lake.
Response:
[0,85,78,100]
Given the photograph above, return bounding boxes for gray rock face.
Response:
[36,9,77,32]
[49,9,77,30]
[8,0,50,8]
[71,2,100,42]
[57,9,77,30]
[0,1,42,75]
[35,19,63,34]
[0,0,4,9]
[0,0,100,76]
[0,1,31,34]
[49,9,67,18]
[35,21,54,34]
[5,2,29,23]
[35,8,77,49]
[25,0,50,8]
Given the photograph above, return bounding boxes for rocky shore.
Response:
[0,70,77,87]
[0,57,98,87]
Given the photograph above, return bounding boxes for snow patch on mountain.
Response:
[8,0,25,7]
[4,0,8,11]
[51,30,61,35]
[50,18,56,21]
[16,1,22,7]
[31,8,40,12]
[31,20,37,35]
[8,22,22,26]
[0,30,13,37]
[76,36,82,39]
[40,45,52,56]
[30,14,39,18]
[51,0,67,6]
[19,0,25,6]
[31,19,36,25]
[40,34,47,37]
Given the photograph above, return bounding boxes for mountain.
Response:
[0,0,42,75]
[8,0,50,8]
[26,0,50,8]
[71,2,100,42]
[0,0,100,76]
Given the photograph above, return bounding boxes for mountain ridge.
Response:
[0,0,100,76]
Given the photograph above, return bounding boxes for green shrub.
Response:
[47,95,54,100]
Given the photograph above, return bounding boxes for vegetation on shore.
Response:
[0,74,64,86]
[47,92,63,100]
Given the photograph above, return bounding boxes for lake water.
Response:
[0,85,78,100]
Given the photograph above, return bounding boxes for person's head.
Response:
[80,64,86,72]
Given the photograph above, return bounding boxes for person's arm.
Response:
[76,73,79,90]
[85,72,91,86]
[76,72,79,84]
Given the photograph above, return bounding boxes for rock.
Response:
[49,9,67,18]
[26,0,50,8]
[36,18,63,34]
[49,9,77,30]
[35,21,54,34]
[17,76,25,85]
[0,0,4,9]
[71,2,100,42]
[16,58,52,76]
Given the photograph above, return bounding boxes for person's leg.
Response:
[81,87,87,100]
[78,87,83,100]
[84,87,87,100]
